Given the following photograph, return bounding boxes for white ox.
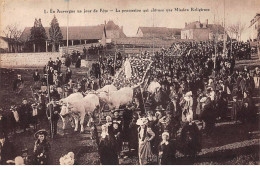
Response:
[59,92,84,103]
[96,84,117,93]
[59,92,84,130]
[95,84,118,122]
[97,87,133,109]
[60,93,99,133]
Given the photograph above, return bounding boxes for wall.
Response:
[106,30,120,39]
[181,30,194,39]
[249,20,259,41]
[0,52,60,68]
[193,29,209,41]
[0,39,9,49]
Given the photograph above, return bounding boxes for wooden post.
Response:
[46,41,48,52]
[33,43,36,52]
[72,40,74,46]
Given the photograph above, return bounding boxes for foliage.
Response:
[30,18,47,43]
[49,16,63,52]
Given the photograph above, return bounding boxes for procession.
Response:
[1,0,260,166]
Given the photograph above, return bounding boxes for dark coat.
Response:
[122,108,133,141]
[33,139,51,165]
[158,141,176,165]
[128,121,138,151]
[98,135,119,165]
[0,140,16,165]
[33,72,40,82]
[180,122,201,156]
[19,104,32,129]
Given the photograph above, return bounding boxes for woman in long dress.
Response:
[180,91,193,122]
[137,118,155,165]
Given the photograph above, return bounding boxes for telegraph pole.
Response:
[152,12,155,56]
[223,0,226,58]
[66,0,69,54]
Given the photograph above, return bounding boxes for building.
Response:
[20,25,106,52]
[19,20,127,52]
[104,20,126,40]
[0,36,22,53]
[181,20,228,41]
[248,13,260,41]
[136,27,181,39]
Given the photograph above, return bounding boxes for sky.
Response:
[0,0,259,37]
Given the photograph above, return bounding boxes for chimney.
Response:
[206,19,208,25]
[185,22,187,27]
[105,20,106,25]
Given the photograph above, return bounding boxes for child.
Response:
[32,129,51,165]
[158,132,176,165]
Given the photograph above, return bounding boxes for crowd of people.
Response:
[1,39,259,165]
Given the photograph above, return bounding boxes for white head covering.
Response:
[162,132,169,137]
[136,118,148,126]
[14,156,24,165]
[185,91,192,97]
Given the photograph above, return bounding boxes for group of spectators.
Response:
[88,44,104,55]
[94,40,259,165]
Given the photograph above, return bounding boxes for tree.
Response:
[2,23,22,52]
[49,16,63,52]
[30,18,48,52]
[227,21,246,41]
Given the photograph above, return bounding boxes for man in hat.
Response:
[122,104,133,142]
[65,68,72,84]
[50,86,60,100]
[75,56,81,68]
[41,74,48,86]
[48,58,54,68]
[180,121,202,159]
[0,131,16,164]
[0,108,8,139]
[33,69,41,82]
[19,99,32,132]
[13,74,24,93]
[46,99,61,137]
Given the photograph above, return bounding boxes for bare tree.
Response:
[2,23,22,52]
[227,21,246,41]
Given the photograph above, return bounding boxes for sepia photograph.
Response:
[0,0,260,166]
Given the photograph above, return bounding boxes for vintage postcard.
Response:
[0,0,259,165]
